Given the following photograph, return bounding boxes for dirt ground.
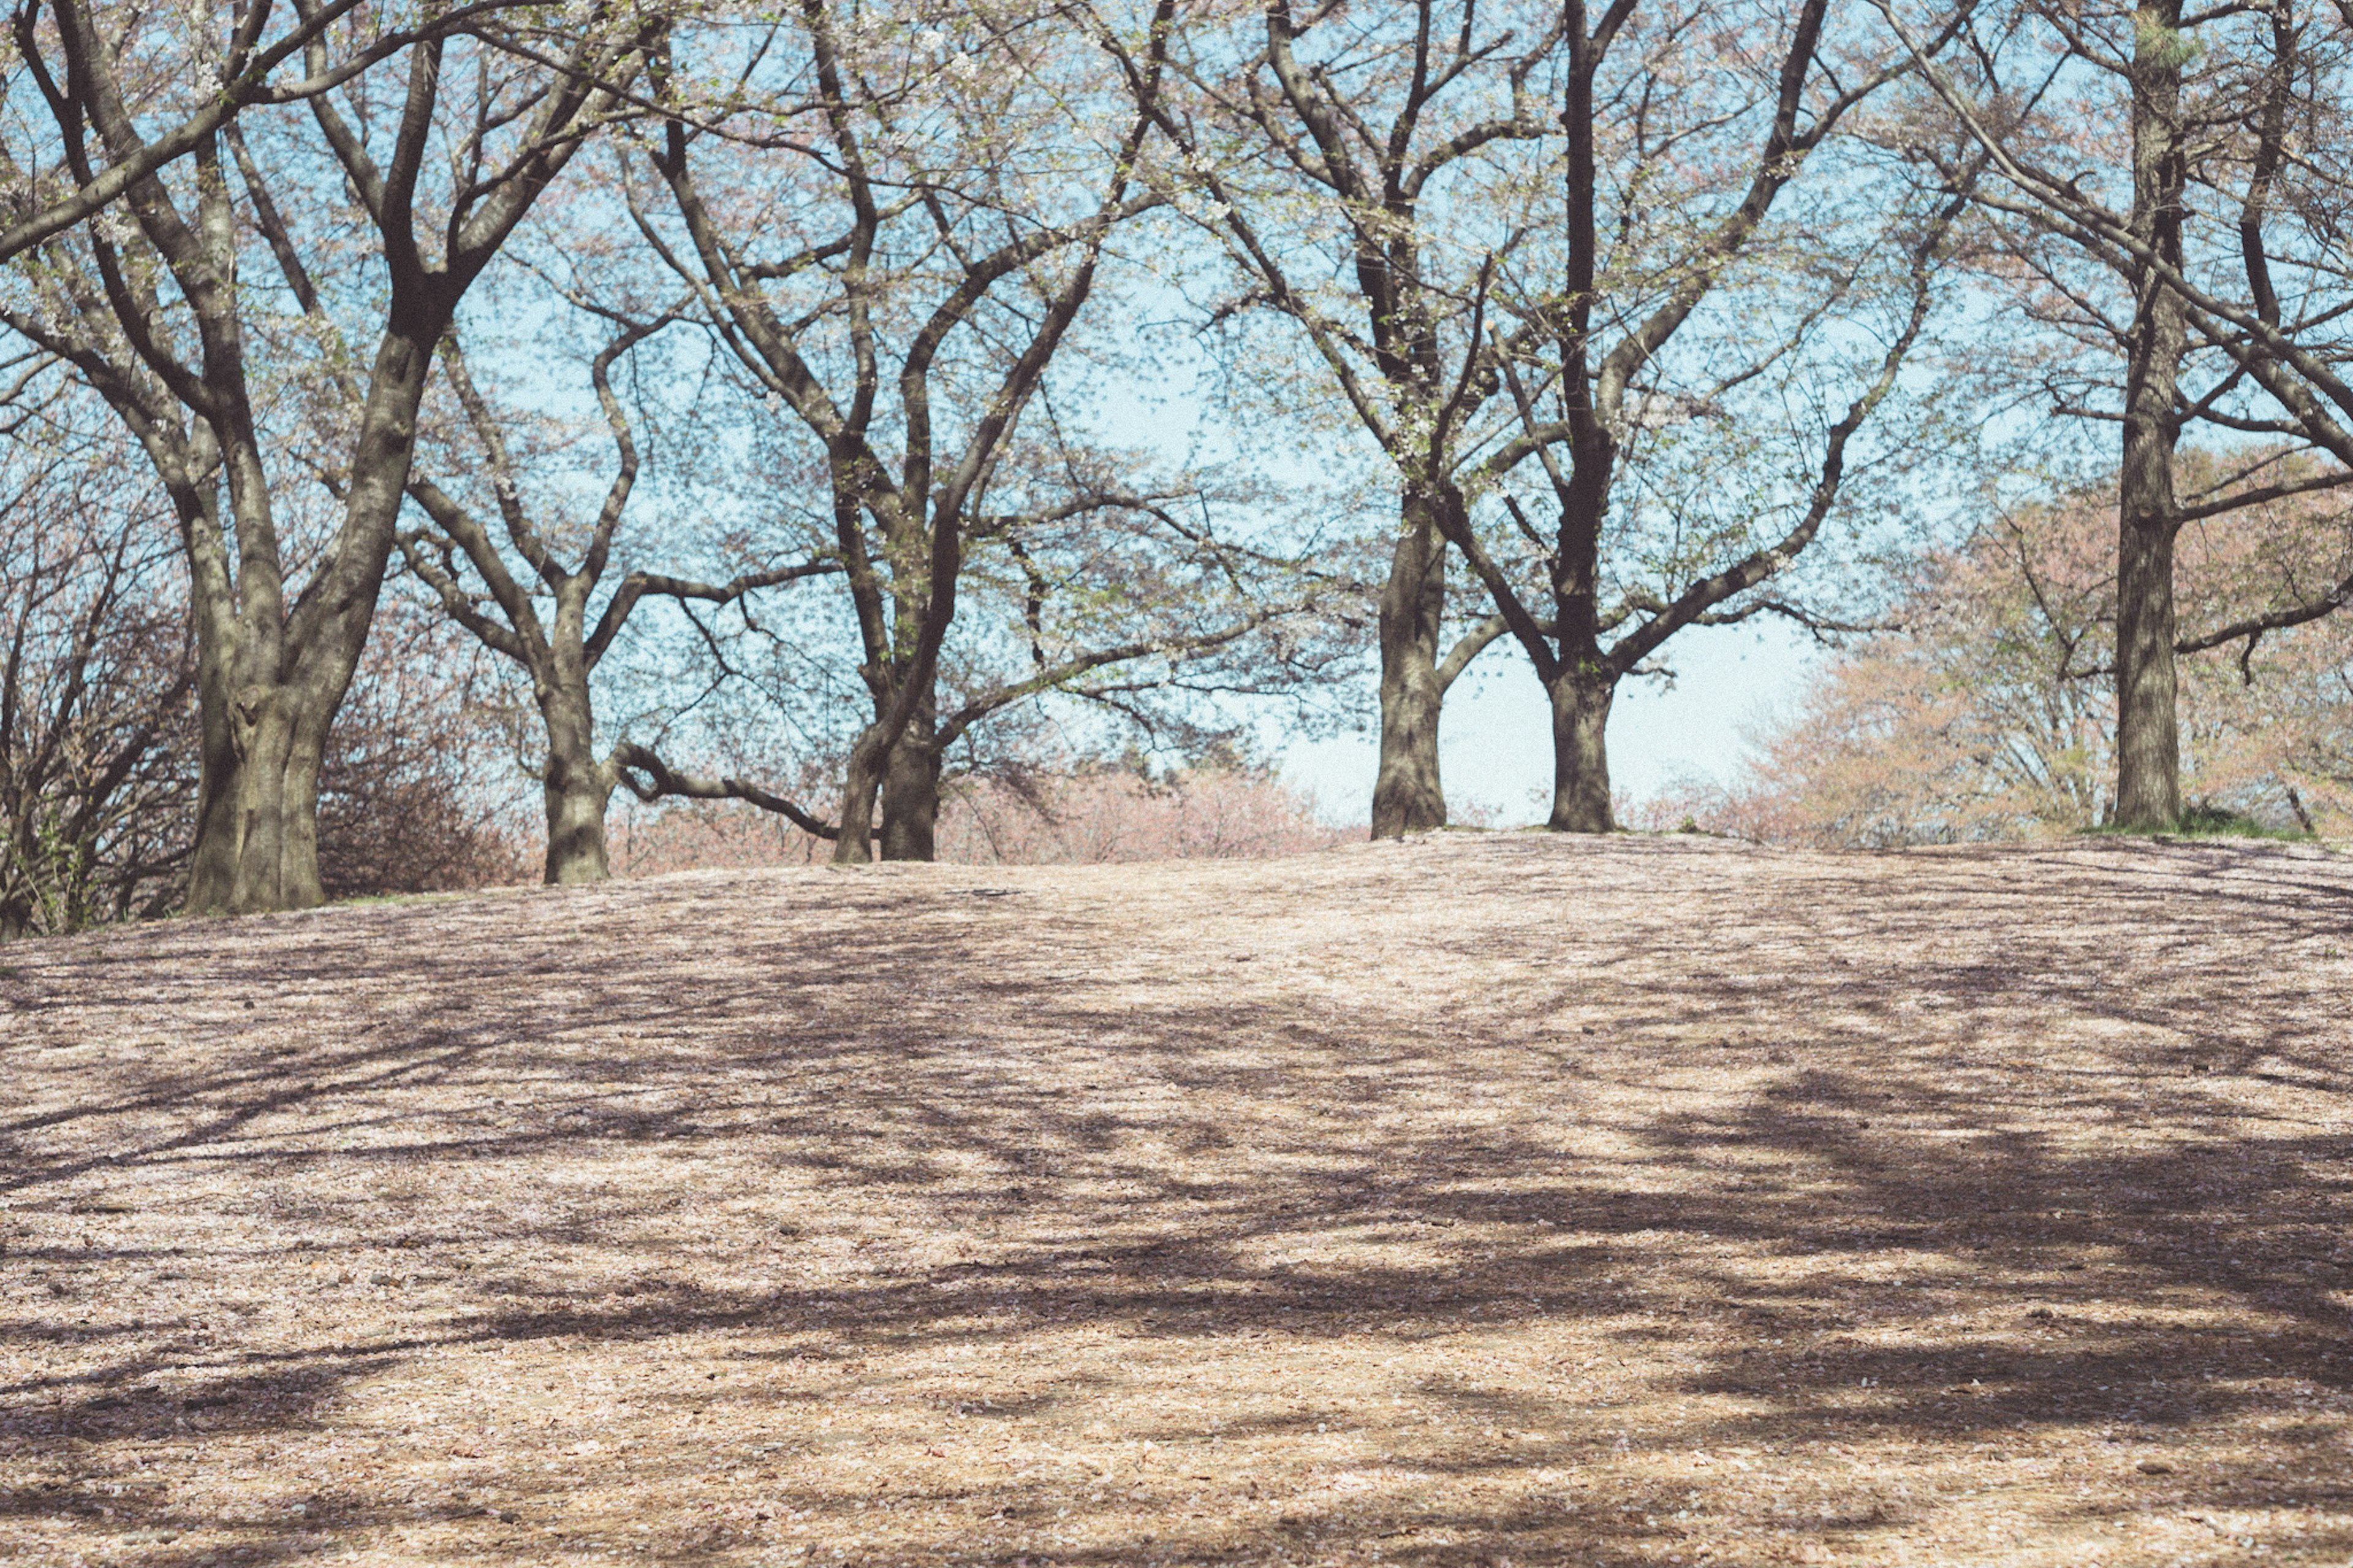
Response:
[5,832,2352,1568]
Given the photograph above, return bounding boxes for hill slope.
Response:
[6,834,2352,1566]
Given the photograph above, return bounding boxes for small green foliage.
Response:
[2171,804,2312,841]
[2131,12,2203,69]
[2079,802,2315,842]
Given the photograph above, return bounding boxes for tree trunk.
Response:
[280,699,329,910]
[186,681,327,914]
[879,692,939,862]
[832,728,884,865]
[2112,0,2189,831]
[1371,499,1448,837]
[183,323,442,914]
[2113,456,2182,830]
[189,683,349,914]
[184,646,243,912]
[540,680,613,885]
[1545,663,1616,833]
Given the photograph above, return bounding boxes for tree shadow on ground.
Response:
[4,838,2351,1564]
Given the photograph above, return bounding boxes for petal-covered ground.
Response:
[4,832,2351,1567]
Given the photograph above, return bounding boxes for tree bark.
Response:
[540,678,612,885]
[181,324,440,914]
[1545,662,1616,833]
[184,640,243,910]
[2112,0,2189,831]
[832,729,885,865]
[1542,382,1619,835]
[184,680,331,912]
[207,684,296,912]
[2113,442,2182,829]
[879,691,939,862]
[1371,498,1448,837]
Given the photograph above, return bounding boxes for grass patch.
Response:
[2078,803,2316,842]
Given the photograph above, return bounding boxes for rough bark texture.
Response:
[213,685,303,913]
[1542,401,1621,834]
[539,683,613,886]
[2112,464,2183,828]
[1370,510,1447,838]
[879,695,941,862]
[1546,665,1616,833]
[832,732,885,866]
[184,324,438,915]
[2112,0,2191,831]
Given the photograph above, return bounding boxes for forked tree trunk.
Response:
[1371,499,1448,837]
[540,681,613,885]
[1545,662,1616,833]
[183,324,442,914]
[879,694,939,862]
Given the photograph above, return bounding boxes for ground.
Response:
[4,832,2352,1568]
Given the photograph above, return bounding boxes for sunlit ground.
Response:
[6,833,2350,1566]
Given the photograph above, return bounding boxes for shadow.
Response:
[5,836,2352,1564]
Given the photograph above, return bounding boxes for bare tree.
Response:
[0,374,195,936]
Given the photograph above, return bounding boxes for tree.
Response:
[624,0,1324,863]
[1121,0,1566,836]
[399,320,839,884]
[0,0,495,266]
[1442,0,1980,831]
[1680,452,2353,844]
[0,0,651,911]
[0,371,195,935]
[1878,0,2353,829]
[0,367,523,936]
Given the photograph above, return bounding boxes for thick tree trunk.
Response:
[879,693,939,862]
[540,682,613,885]
[1545,664,1616,833]
[183,323,442,914]
[1371,498,1448,837]
[2112,0,2189,831]
[187,681,328,914]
